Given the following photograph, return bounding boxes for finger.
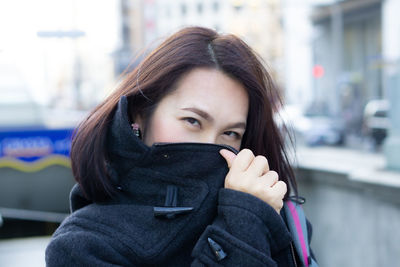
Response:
[271,180,288,196]
[219,149,236,168]
[275,200,284,214]
[230,149,254,172]
[246,155,269,177]
[259,171,279,187]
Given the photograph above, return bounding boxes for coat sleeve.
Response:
[191,188,292,266]
[45,230,133,267]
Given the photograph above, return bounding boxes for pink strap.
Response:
[287,201,309,267]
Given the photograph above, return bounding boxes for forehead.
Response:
[168,68,249,114]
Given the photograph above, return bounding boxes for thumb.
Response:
[219,149,236,168]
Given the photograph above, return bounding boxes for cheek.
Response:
[231,142,241,151]
[217,136,241,151]
[146,116,192,144]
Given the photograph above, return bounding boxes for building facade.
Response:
[115,0,285,83]
[283,0,400,167]
[311,0,383,137]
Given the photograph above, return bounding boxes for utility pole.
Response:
[382,0,400,171]
[37,30,85,109]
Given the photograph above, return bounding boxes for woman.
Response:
[46,27,315,266]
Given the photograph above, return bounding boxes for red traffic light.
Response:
[312,65,325,78]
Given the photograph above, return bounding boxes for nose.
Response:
[199,132,218,145]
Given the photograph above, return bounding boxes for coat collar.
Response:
[69,96,239,263]
[105,95,237,193]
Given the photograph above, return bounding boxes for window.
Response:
[213,1,219,12]
[197,3,203,14]
[181,3,187,15]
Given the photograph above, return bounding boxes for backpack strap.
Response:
[284,200,319,267]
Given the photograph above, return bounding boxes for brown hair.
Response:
[71,27,296,202]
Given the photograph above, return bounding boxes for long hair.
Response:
[71,27,296,202]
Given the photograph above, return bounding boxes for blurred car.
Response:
[363,99,390,147]
[276,105,345,147]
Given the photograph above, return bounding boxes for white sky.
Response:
[0,0,120,106]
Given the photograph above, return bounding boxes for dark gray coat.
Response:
[45,97,311,266]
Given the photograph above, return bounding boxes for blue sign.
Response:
[0,128,74,172]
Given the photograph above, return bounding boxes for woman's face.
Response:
[139,68,249,150]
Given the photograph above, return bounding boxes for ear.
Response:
[133,114,144,127]
[132,114,146,141]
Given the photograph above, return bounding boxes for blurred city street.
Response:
[0,146,400,267]
[1,0,400,266]
[0,236,50,267]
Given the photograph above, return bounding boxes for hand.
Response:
[219,149,287,214]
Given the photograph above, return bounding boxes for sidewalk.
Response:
[294,146,400,267]
[295,145,400,188]
[0,236,50,267]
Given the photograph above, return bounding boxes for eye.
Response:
[223,131,241,140]
[183,117,201,127]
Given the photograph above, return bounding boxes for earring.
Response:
[131,123,141,138]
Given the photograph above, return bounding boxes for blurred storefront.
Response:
[283,3,400,266]
[310,0,383,138]
[283,0,400,157]
[307,0,400,169]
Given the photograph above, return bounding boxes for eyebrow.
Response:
[181,107,213,122]
[228,122,247,129]
[181,107,246,129]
